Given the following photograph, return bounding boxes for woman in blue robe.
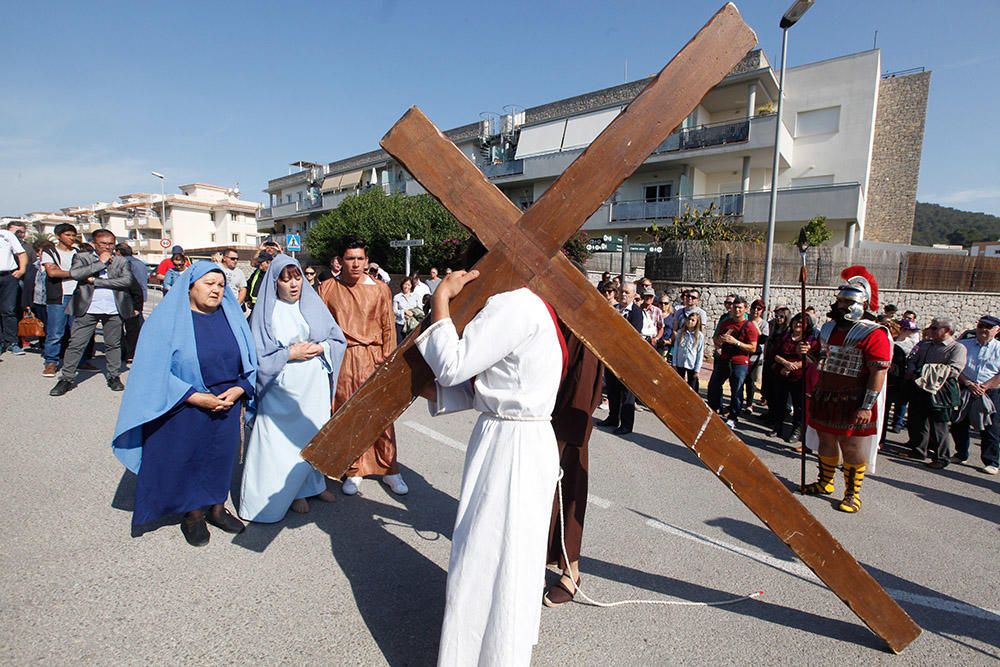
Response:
[112,261,257,546]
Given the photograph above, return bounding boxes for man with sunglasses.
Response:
[218,248,247,306]
[666,288,707,345]
[952,315,1000,474]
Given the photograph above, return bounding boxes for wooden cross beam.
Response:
[302,3,920,654]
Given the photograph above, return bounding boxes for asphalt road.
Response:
[1,341,997,665]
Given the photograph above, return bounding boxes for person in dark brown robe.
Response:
[544,322,604,607]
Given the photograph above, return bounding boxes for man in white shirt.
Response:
[0,224,28,355]
[41,223,79,375]
[411,271,431,302]
[50,230,135,396]
[219,248,248,305]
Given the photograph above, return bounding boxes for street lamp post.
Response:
[761,0,814,309]
[151,171,165,248]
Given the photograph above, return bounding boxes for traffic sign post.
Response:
[159,238,172,250]
[389,234,425,276]
[584,233,661,277]
[286,233,302,256]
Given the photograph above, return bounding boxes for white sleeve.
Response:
[3,231,24,254]
[415,292,536,387]
[428,380,475,416]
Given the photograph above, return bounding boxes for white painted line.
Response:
[587,494,613,509]
[402,420,466,452]
[645,518,1000,622]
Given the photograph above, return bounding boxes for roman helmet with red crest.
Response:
[835,265,879,322]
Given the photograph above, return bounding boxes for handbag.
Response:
[18,307,45,339]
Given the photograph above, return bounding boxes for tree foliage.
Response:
[305,187,593,271]
[305,188,470,273]
[794,215,832,247]
[912,202,1000,247]
[645,202,763,245]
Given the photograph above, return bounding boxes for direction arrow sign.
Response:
[389,238,425,248]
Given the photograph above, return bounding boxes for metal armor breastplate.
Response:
[821,344,865,377]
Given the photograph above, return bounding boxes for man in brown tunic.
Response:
[318,236,407,496]
[544,321,604,606]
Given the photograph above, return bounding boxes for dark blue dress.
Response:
[133,308,254,527]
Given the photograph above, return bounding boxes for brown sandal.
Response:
[543,576,580,608]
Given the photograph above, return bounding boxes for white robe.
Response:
[415,288,562,667]
[240,300,335,523]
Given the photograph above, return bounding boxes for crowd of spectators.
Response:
[593,273,1000,475]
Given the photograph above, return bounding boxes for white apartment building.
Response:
[259,48,930,250]
[25,183,261,262]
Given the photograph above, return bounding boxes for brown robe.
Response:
[318,276,400,477]
[547,324,604,569]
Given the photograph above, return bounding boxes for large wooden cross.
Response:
[302,3,920,654]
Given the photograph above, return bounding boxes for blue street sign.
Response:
[286,233,302,252]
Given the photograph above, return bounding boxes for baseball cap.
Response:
[256,252,274,263]
[899,319,919,331]
[171,245,184,254]
[641,287,656,297]
[978,315,1000,328]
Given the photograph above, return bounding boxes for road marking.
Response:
[402,420,466,452]
[587,494,612,509]
[404,421,614,510]
[645,518,1000,622]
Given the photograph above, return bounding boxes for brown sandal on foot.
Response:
[543,576,580,608]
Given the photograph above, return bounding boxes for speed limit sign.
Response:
[159,238,171,249]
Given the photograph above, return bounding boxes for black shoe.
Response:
[49,379,75,397]
[613,426,633,435]
[181,516,210,547]
[598,418,619,428]
[786,428,801,443]
[206,507,245,534]
[107,376,124,391]
[926,459,948,470]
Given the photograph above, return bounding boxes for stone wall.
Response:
[864,71,932,244]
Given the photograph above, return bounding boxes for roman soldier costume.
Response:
[804,266,892,513]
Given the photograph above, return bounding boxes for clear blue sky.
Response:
[2,0,998,217]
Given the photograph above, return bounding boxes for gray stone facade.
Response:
[864,71,931,244]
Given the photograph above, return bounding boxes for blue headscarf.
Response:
[250,254,346,401]
[112,261,257,473]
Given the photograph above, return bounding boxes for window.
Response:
[231,233,239,243]
[795,106,840,137]
[230,212,238,222]
[644,184,672,202]
[285,194,292,204]
[210,233,216,242]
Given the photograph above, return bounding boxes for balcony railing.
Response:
[609,193,745,222]
[260,197,322,220]
[655,116,755,154]
[481,159,524,178]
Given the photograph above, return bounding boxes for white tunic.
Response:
[416,287,562,667]
[240,300,335,523]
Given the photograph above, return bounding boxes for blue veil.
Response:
[111,260,257,473]
[250,254,346,401]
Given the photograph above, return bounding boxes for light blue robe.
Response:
[239,299,338,522]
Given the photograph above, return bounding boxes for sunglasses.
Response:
[660,301,670,306]
[225,256,238,260]
[724,301,734,306]
[305,271,316,276]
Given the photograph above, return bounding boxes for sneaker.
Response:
[949,455,968,464]
[42,363,57,377]
[926,459,948,470]
[49,379,75,397]
[725,419,737,429]
[342,476,362,495]
[7,344,25,356]
[382,473,409,495]
[983,465,999,476]
[107,376,125,392]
